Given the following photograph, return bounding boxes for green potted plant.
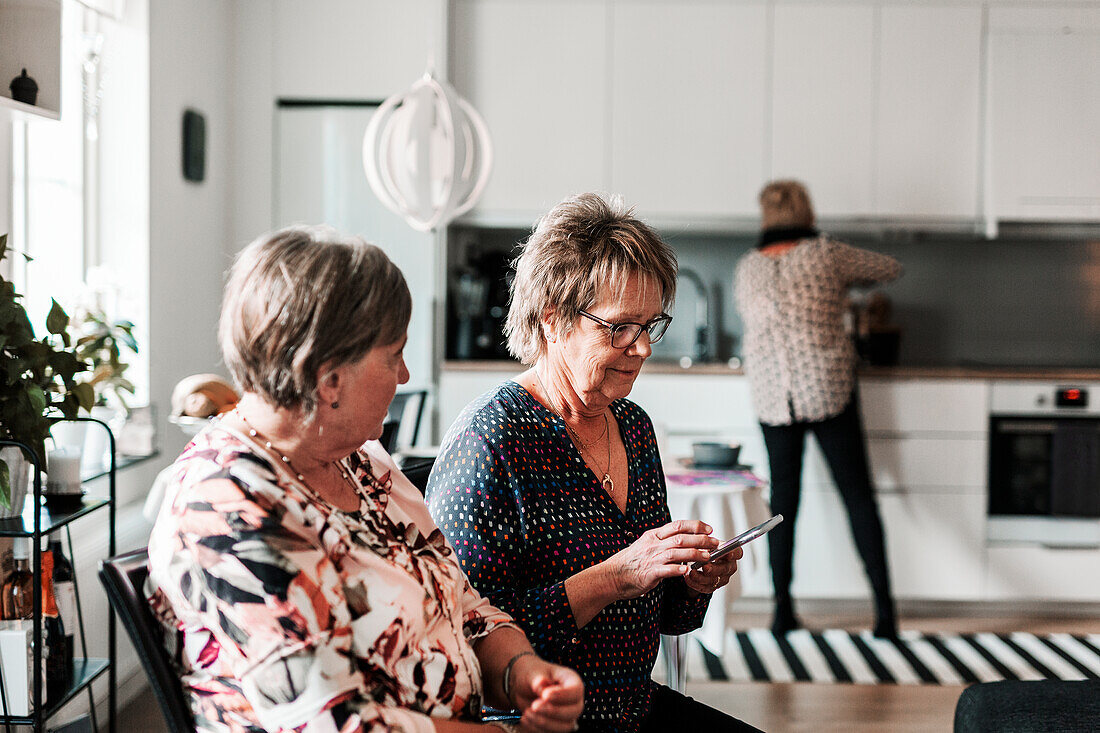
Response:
[72,307,139,413]
[0,234,95,513]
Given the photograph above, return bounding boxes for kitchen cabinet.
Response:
[875,5,983,219]
[451,0,609,221]
[609,1,767,219]
[271,0,442,100]
[988,7,1100,221]
[985,544,1100,602]
[770,3,876,217]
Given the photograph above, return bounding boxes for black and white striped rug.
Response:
[679,629,1100,685]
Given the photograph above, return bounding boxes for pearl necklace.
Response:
[533,370,615,495]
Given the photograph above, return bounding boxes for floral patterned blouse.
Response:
[146,423,518,733]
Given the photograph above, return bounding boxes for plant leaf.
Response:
[0,459,9,510]
[45,299,70,336]
[74,382,96,412]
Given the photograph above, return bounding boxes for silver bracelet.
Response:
[501,650,536,703]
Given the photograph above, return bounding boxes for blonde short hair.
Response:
[505,192,677,365]
[759,179,815,229]
[219,225,411,419]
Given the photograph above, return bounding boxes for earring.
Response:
[331,401,339,409]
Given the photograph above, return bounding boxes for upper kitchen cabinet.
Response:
[875,5,982,220]
[0,0,61,120]
[771,4,876,217]
[452,0,609,223]
[271,0,443,99]
[988,8,1100,221]
[609,2,767,219]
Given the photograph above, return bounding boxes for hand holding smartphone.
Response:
[690,514,783,571]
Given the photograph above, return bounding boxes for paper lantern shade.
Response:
[363,72,493,232]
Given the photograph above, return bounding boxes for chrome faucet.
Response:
[678,267,710,363]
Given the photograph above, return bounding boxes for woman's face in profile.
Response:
[556,271,662,407]
[336,333,410,444]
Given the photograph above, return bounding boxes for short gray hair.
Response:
[505,192,677,365]
[219,225,411,418]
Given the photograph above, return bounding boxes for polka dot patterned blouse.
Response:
[426,381,710,732]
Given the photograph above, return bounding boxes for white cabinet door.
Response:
[452,0,609,220]
[881,492,986,600]
[271,0,442,99]
[875,5,983,219]
[860,379,988,434]
[771,4,875,217]
[609,1,767,218]
[989,8,1100,221]
[986,545,1100,601]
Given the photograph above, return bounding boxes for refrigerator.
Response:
[274,103,438,407]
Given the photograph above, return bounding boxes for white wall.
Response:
[149,0,234,460]
[231,0,446,248]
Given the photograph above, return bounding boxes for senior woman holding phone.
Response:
[426,194,762,733]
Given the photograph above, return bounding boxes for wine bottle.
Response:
[1,538,34,619]
[42,546,72,702]
[48,538,77,667]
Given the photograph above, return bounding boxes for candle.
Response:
[46,446,83,495]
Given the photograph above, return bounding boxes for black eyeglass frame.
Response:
[578,309,673,349]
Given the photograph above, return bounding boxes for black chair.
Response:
[384,390,428,453]
[399,455,436,493]
[954,679,1100,732]
[99,548,194,733]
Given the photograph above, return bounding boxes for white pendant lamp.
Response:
[362,70,493,232]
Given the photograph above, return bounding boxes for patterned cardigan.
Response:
[734,235,901,425]
[147,424,518,733]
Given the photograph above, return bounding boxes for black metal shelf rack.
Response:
[0,416,117,733]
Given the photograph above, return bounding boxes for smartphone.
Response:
[691,514,784,570]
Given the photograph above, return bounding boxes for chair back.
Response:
[98,548,194,733]
[385,390,428,452]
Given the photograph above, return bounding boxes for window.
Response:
[10,0,149,407]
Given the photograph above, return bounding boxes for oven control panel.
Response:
[991,381,1100,415]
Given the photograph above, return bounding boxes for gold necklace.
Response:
[236,411,358,497]
[533,370,614,495]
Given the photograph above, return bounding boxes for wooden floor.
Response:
[688,607,1100,733]
[118,608,1100,733]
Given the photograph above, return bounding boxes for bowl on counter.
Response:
[691,441,741,468]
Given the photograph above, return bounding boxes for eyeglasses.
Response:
[578,310,673,349]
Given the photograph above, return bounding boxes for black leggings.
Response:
[760,395,895,621]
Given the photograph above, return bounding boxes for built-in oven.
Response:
[988,382,1100,546]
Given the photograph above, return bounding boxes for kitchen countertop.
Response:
[442,360,1100,381]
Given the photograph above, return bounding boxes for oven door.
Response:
[989,416,1100,518]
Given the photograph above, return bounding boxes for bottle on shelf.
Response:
[1,537,34,619]
[48,537,77,665]
[41,545,72,702]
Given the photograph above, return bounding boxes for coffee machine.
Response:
[448,250,512,360]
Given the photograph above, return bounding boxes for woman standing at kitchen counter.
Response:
[734,179,902,638]
[426,193,760,733]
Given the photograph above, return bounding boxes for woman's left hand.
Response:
[510,656,584,732]
[683,544,742,596]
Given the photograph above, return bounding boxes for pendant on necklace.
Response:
[602,474,614,493]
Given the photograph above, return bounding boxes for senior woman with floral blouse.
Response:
[147,225,583,733]
[426,194,762,733]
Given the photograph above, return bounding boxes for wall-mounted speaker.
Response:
[182,108,206,182]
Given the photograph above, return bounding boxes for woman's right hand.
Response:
[604,520,718,600]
